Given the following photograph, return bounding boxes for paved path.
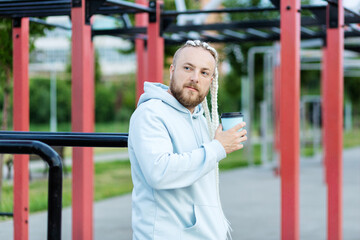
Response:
[0,148,359,239]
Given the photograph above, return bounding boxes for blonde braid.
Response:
[201,97,213,138]
[180,40,232,239]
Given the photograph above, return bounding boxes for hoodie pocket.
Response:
[181,205,227,240]
[181,204,200,236]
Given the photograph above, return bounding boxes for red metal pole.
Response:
[147,0,164,83]
[136,0,148,102]
[12,17,30,240]
[325,1,344,239]
[280,0,301,239]
[71,1,94,239]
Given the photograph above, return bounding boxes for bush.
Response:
[95,83,116,122]
[29,75,137,125]
[29,78,71,124]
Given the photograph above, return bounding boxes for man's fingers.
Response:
[240,129,247,137]
[231,122,246,132]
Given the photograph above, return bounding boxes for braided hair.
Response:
[173,40,232,239]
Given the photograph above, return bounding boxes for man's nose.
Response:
[190,70,200,83]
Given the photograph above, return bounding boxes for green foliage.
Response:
[55,79,72,123]
[344,76,360,114]
[30,78,50,123]
[0,19,13,69]
[29,78,71,124]
[28,75,136,124]
[0,18,54,130]
[95,83,116,122]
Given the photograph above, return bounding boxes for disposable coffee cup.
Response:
[220,112,244,131]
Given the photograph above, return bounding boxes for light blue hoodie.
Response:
[128,82,228,240]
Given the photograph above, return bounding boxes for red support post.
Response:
[12,17,30,240]
[136,0,148,102]
[280,0,301,239]
[325,1,344,239]
[71,1,94,239]
[147,0,164,83]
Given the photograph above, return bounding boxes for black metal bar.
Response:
[0,9,71,18]
[105,0,155,13]
[0,4,70,11]
[301,4,327,11]
[29,17,71,30]
[92,26,146,37]
[0,0,70,8]
[161,4,325,17]
[163,17,320,33]
[0,212,13,217]
[0,140,62,240]
[0,131,128,148]
[162,6,278,17]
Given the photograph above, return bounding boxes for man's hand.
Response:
[214,122,247,154]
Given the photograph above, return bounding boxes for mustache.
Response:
[184,83,199,91]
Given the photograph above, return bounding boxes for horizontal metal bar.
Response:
[105,0,154,13]
[0,131,128,148]
[164,17,322,33]
[162,4,327,17]
[0,9,70,18]
[162,6,278,17]
[0,212,13,217]
[301,4,327,11]
[0,131,128,136]
[345,16,360,24]
[0,4,70,12]
[29,17,71,30]
[92,27,146,36]
[0,0,70,8]
[301,27,316,36]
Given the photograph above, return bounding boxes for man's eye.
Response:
[202,71,209,76]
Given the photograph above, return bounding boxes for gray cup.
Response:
[220,112,244,131]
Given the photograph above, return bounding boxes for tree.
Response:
[0,18,53,201]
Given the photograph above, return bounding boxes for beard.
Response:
[170,75,210,110]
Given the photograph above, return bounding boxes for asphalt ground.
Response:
[0,147,359,239]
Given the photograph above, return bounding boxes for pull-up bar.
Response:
[0,140,63,240]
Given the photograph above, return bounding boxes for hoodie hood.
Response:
[138,82,204,118]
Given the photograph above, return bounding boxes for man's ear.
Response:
[169,64,174,79]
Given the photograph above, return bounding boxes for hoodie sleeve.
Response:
[129,104,226,190]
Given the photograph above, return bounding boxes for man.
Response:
[128,40,247,239]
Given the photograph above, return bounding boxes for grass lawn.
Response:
[0,160,133,221]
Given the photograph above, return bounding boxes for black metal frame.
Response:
[0,131,129,239]
[0,140,63,240]
[0,131,128,147]
[1,0,360,44]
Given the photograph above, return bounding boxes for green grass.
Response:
[301,128,360,157]
[29,121,129,133]
[0,160,132,221]
[219,144,262,170]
